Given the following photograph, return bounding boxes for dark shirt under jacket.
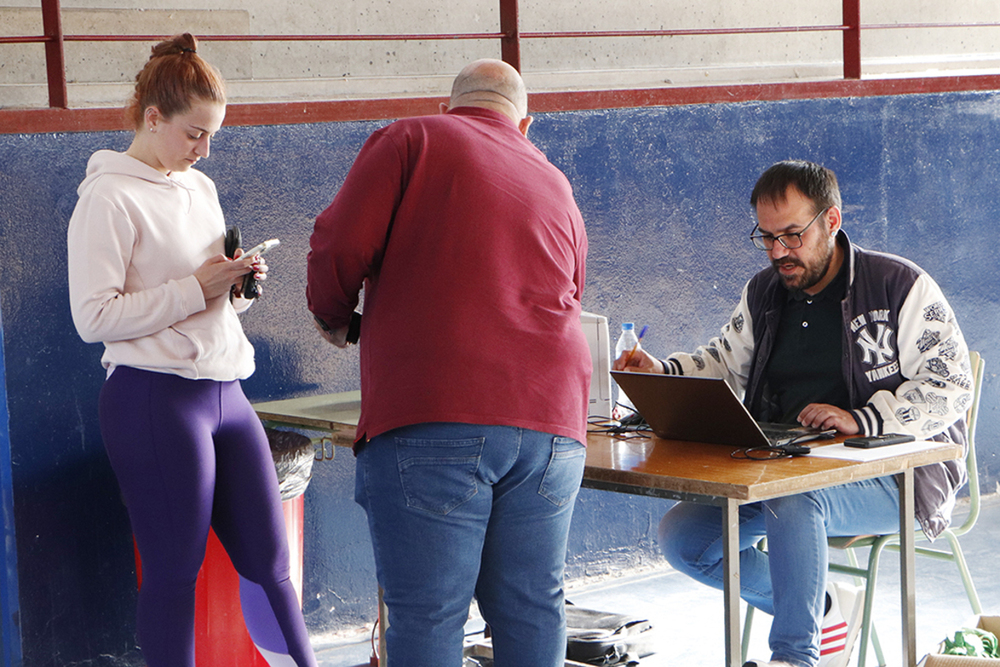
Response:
[764,261,850,424]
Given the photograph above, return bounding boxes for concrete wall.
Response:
[2,89,1000,665]
[3,0,1000,108]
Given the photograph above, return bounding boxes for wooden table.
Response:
[254,392,962,667]
[255,390,361,447]
[583,431,962,667]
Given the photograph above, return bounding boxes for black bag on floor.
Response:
[565,603,654,666]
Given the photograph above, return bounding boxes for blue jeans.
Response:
[659,476,905,667]
[355,422,586,667]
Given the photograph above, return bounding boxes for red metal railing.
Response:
[3,0,1000,133]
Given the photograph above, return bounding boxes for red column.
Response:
[40,0,68,108]
[843,0,862,79]
[500,0,521,71]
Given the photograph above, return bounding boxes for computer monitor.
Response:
[580,311,612,419]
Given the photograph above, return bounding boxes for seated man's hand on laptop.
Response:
[612,347,665,374]
[797,403,860,435]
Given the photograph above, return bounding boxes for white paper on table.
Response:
[806,440,942,462]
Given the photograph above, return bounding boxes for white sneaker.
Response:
[743,660,798,667]
[817,581,864,667]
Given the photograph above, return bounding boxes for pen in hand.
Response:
[623,325,648,366]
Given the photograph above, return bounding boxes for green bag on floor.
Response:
[943,627,1000,658]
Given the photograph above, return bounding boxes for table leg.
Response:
[378,585,388,666]
[723,498,742,667]
[897,469,916,667]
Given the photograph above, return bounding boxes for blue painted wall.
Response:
[0,309,22,666]
[1,90,998,665]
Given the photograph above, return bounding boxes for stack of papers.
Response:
[807,440,941,462]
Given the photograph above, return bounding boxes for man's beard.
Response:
[772,247,833,294]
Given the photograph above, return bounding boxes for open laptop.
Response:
[611,371,833,448]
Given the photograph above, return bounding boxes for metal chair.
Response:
[742,351,985,667]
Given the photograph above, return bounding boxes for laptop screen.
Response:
[610,371,771,447]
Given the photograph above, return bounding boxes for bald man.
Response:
[308,59,591,667]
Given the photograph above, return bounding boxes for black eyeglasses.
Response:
[750,208,828,251]
[731,444,811,460]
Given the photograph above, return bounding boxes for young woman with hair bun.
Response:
[67,33,317,667]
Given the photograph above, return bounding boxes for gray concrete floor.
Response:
[314,494,1000,666]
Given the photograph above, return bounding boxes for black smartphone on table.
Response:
[843,433,916,449]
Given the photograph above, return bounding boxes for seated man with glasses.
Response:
[614,160,971,667]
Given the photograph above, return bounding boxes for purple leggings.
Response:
[99,366,316,667]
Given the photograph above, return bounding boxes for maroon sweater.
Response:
[308,106,591,443]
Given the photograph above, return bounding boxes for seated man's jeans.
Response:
[355,422,586,667]
[659,476,905,667]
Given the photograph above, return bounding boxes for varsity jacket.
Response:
[662,231,971,538]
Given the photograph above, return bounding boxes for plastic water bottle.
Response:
[614,322,639,363]
[613,323,640,419]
